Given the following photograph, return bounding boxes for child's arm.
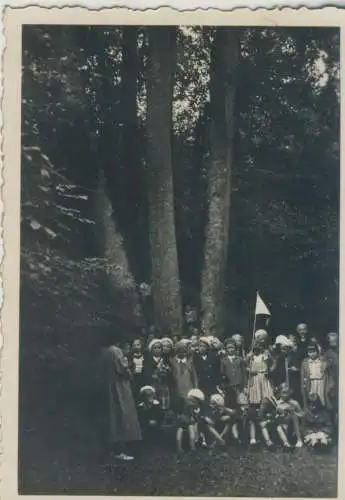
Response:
[241,358,248,386]
[190,361,198,388]
[291,400,304,418]
[207,423,226,446]
[223,407,236,418]
[268,353,276,373]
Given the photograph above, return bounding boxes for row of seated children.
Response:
[137,382,334,454]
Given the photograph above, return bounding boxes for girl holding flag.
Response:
[247,294,276,403]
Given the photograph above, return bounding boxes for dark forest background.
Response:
[20,25,339,401]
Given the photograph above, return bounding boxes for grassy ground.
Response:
[19,384,338,497]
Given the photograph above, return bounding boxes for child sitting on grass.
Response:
[175,388,205,454]
[201,393,235,447]
[276,383,304,449]
[137,385,163,441]
[303,393,333,452]
[231,391,249,445]
[259,397,278,449]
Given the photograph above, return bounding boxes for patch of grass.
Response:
[20,404,337,497]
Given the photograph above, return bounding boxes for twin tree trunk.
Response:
[146,27,183,337]
[201,28,240,336]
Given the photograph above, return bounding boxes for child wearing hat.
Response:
[231,391,250,445]
[201,393,235,447]
[137,386,163,442]
[220,338,247,408]
[175,388,205,453]
[246,339,276,446]
[161,337,174,359]
[143,339,172,412]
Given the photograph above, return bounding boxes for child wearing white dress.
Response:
[301,342,329,410]
[246,340,276,445]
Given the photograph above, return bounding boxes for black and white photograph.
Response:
[6,9,340,498]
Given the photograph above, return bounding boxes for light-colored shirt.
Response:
[308,359,323,380]
[177,358,187,364]
[132,355,144,374]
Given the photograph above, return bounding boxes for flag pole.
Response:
[251,291,258,352]
[247,291,258,396]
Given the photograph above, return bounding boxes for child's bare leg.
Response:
[277,424,290,447]
[207,425,226,446]
[188,425,196,451]
[232,423,239,440]
[176,427,184,453]
[291,414,303,446]
[220,423,230,439]
[249,421,257,444]
[260,423,273,446]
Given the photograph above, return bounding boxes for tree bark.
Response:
[201,28,240,336]
[146,27,183,337]
[95,169,143,328]
[120,27,146,282]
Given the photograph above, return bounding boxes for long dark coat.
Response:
[193,351,220,398]
[101,346,142,443]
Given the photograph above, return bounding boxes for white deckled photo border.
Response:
[1,5,344,500]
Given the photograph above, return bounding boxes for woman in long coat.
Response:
[100,342,142,461]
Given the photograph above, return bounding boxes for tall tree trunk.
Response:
[146,27,183,337]
[95,169,143,330]
[201,28,240,336]
[121,27,147,282]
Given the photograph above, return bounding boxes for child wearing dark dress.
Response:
[324,332,339,429]
[137,385,163,442]
[128,338,145,401]
[303,393,333,451]
[193,337,219,399]
[220,338,247,408]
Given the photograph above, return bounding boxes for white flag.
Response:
[255,292,271,316]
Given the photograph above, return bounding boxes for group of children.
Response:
[122,324,338,454]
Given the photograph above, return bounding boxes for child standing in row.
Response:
[301,342,330,410]
[193,337,219,399]
[171,341,198,412]
[143,339,172,412]
[220,338,247,407]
